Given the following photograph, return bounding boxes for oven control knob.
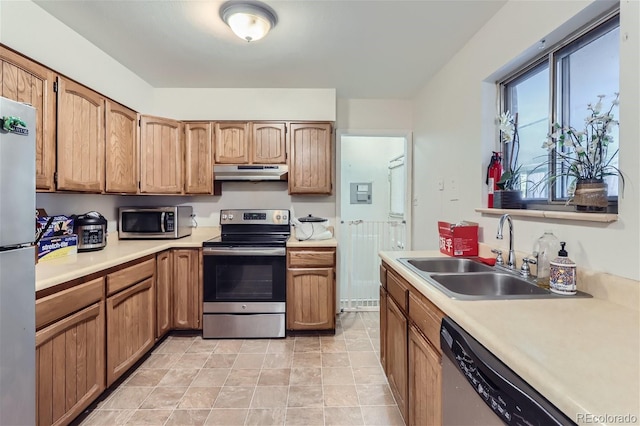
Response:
[222,214,227,220]
[242,304,247,310]
[229,214,234,220]
[276,214,281,220]
[283,214,287,220]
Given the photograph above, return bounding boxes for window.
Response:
[501,12,620,206]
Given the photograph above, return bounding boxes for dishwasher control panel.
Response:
[441,318,575,426]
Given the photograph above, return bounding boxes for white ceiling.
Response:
[34,0,506,99]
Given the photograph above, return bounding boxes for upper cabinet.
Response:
[252,122,287,164]
[0,47,57,191]
[139,115,183,194]
[185,122,214,194]
[105,100,139,193]
[56,77,106,192]
[215,121,249,164]
[288,122,332,195]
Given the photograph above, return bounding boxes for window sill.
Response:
[475,208,618,223]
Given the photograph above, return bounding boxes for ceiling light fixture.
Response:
[220,1,278,42]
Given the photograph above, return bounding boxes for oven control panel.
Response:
[220,209,289,225]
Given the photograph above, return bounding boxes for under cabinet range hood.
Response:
[214,164,288,181]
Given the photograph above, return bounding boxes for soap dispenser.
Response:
[549,242,577,295]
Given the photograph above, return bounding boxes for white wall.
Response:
[412,0,640,280]
[336,99,413,131]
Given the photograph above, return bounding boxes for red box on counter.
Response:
[438,221,479,257]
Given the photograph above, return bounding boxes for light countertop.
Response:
[380,250,640,425]
[286,235,338,248]
[36,227,220,292]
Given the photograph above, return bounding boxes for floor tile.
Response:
[322,352,351,367]
[140,387,187,409]
[176,352,210,369]
[191,368,230,387]
[251,386,289,408]
[213,340,244,354]
[187,338,219,353]
[324,406,365,426]
[233,353,266,369]
[124,409,172,425]
[225,368,260,386]
[356,384,396,406]
[322,367,355,385]
[287,385,323,407]
[263,353,293,369]
[165,409,210,426]
[267,339,294,353]
[157,368,199,387]
[178,387,221,409]
[285,407,324,425]
[213,386,255,408]
[240,340,270,353]
[361,405,405,425]
[100,387,153,409]
[204,408,248,425]
[204,353,237,368]
[293,337,321,353]
[140,353,181,369]
[124,369,168,387]
[79,409,134,425]
[257,368,291,386]
[289,367,322,386]
[245,407,286,425]
[292,352,322,368]
[154,338,193,354]
[323,384,359,406]
[346,338,375,352]
[349,351,381,368]
[320,339,347,353]
[352,366,388,385]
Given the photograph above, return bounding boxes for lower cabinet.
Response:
[409,324,442,426]
[379,285,388,373]
[35,278,105,426]
[106,259,156,387]
[286,247,336,331]
[386,295,408,422]
[172,249,202,330]
[156,250,173,338]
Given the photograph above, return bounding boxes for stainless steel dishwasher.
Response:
[440,317,576,425]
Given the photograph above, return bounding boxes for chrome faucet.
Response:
[496,214,516,269]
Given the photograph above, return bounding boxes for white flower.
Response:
[575,145,585,154]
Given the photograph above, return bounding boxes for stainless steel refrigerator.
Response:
[0,97,36,425]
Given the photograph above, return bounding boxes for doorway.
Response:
[336,131,412,311]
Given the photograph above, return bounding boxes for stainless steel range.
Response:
[202,209,290,338]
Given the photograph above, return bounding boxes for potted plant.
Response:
[494,111,523,209]
[539,93,624,212]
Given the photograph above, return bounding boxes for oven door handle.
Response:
[203,247,286,256]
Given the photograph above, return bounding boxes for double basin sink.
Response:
[398,257,591,300]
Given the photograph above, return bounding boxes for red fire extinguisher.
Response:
[486,152,502,208]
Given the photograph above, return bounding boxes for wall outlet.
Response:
[449,179,459,201]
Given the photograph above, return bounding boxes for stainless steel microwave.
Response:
[118,206,193,239]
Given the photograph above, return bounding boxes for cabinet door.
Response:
[105,100,138,193]
[214,122,249,164]
[139,115,183,193]
[0,47,56,191]
[106,277,155,387]
[386,296,408,422]
[173,249,202,329]
[36,302,105,426]
[185,122,213,194]
[56,77,105,192]
[286,268,335,330]
[409,325,442,426]
[288,122,332,194]
[156,250,173,339]
[379,285,388,373]
[252,122,287,164]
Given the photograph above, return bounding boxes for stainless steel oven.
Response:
[202,209,290,338]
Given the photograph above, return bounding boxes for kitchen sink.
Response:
[398,257,591,300]
[402,257,495,273]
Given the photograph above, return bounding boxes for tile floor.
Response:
[76,312,403,426]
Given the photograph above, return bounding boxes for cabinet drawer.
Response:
[387,271,408,312]
[107,258,155,296]
[36,277,104,330]
[287,249,335,268]
[409,291,444,354]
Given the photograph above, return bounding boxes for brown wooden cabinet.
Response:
[252,122,287,163]
[139,115,183,194]
[105,100,138,193]
[185,122,214,194]
[386,295,408,422]
[214,121,250,164]
[379,285,388,373]
[105,258,155,386]
[409,324,442,426]
[156,250,173,339]
[35,278,105,426]
[56,77,105,192]
[172,249,202,329]
[286,247,336,331]
[288,122,332,195]
[0,46,57,191]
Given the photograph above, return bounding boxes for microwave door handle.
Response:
[160,212,166,232]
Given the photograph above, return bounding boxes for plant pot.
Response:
[573,179,608,212]
[493,190,523,209]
